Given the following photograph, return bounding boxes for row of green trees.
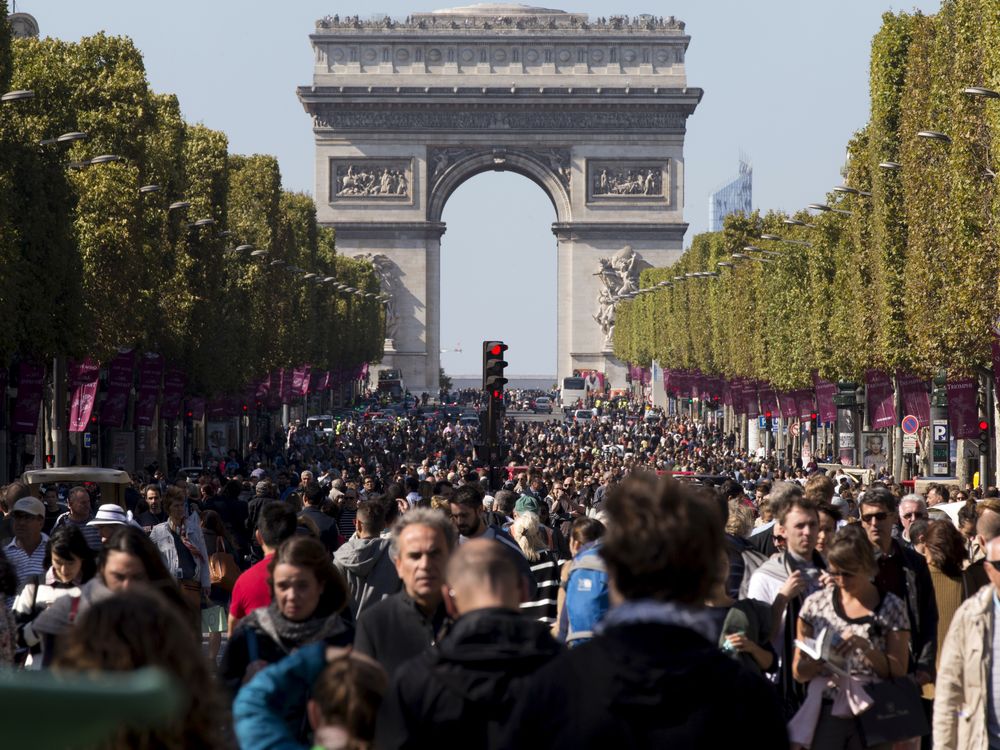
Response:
[614,0,1000,389]
[0,6,383,397]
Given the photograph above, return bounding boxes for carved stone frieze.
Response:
[587,160,669,203]
[330,159,412,201]
[427,146,570,191]
[314,109,685,133]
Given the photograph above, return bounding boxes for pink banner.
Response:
[947,379,980,439]
[100,349,135,428]
[279,368,292,403]
[897,372,930,427]
[12,362,45,433]
[744,383,759,418]
[812,373,838,425]
[292,366,311,397]
[160,367,186,420]
[134,352,164,428]
[778,392,797,420]
[68,358,100,433]
[794,389,816,421]
[730,380,746,414]
[865,370,896,430]
[759,387,778,416]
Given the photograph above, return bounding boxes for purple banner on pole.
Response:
[160,368,186,420]
[897,372,930,427]
[12,362,45,433]
[292,366,311,397]
[68,358,100,433]
[730,380,746,414]
[947,379,980,439]
[759,388,778,417]
[794,389,816,421]
[778,392,797,420]
[135,352,164,428]
[100,350,135,428]
[865,370,896,430]
[744,383,759,418]
[812,373,837,425]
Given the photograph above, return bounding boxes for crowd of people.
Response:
[0,398,997,749]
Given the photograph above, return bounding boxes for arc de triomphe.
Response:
[298,4,701,392]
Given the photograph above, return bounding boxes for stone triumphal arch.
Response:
[299,4,701,391]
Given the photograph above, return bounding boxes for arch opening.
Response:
[438,170,557,382]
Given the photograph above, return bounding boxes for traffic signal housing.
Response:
[764,410,773,431]
[980,419,990,454]
[810,412,819,432]
[482,341,509,400]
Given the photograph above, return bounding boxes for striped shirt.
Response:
[52,513,102,551]
[5,534,49,603]
[520,549,561,625]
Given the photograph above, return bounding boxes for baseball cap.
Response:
[514,495,542,515]
[12,497,45,517]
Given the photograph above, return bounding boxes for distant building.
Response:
[708,157,752,232]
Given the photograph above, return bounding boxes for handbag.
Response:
[858,677,930,747]
[208,536,240,591]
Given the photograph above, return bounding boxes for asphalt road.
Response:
[506,410,563,424]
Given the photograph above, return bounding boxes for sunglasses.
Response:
[902,512,927,520]
[861,511,889,524]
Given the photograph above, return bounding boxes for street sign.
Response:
[901,415,919,435]
[83,432,92,448]
[932,421,948,443]
[789,422,800,438]
[902,434,917,454]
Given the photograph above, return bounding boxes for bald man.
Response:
[376,539,561,750]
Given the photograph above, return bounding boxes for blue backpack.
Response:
[562,542,609,647]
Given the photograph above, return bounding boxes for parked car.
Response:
[533,396,553,414]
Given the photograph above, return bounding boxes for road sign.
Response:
[789,422,800,438]
[901,415,919,435]
[902,434,917,454]
[932,421,949,443]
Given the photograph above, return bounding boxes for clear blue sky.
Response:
[26,0,940,376]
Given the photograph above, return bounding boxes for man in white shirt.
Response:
[747,482,824,717]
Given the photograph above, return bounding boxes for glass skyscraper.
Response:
[708,158,752,232]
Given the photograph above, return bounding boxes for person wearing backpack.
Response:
[554,517,608,646]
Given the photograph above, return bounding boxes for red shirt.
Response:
[229,554,273,621]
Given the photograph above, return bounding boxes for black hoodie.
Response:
[498,622,787,749]
[375,607,561,750]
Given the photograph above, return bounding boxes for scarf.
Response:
[254,601,346,654]
[170,520,204,563]
[597,598,717,643]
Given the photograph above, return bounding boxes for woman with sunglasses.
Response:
[790,525,911,749]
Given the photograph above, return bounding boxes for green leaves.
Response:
[0,30,383,392]
[615,1,1000,386]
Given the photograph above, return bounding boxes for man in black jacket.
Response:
[499,474,787,749]
[354,508,455,676]
[375,539,561,749]
[299,481,339,553]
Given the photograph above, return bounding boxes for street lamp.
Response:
[1,89,34,102]
[249,248,268,258]
[39,131,88,146]
[878,161,902,170]
[808,202,852,217]
[833,185,871,197]
[917,130,952,144]
[192,218,216,228]
[269,259,285,267]
[716,261,732,268]
[235,244,253,252]
[783,218,815,228]
[168,200,190,211]
[139,184,161,194]
[88,154,125,165]
[963,87,1000,99]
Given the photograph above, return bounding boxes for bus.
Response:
[377,368,405,400]
[560,376,588,411]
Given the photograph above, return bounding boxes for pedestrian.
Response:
[52,486,102,551]
[747,481,825,718]
[898,494,929,549]
[333,499,401,620]
[376,539,561,749]
[228,501,297,636]
[499,474,787,748]
[354,508,455,676]
[13,524,97,667]
[234,641,387,750]
[4,496,48,598]
[221,536,351,698]
[509,511,560,626]
[150,491,211,627]
[552,516,606,641]
[300,480,340,553]
[933,535,1000,749]
[54,588,230,749]
[789,525,912,749]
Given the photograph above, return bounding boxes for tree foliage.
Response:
[0,31,383,395]
[614,1,1000,384]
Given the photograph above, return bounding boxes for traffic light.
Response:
[242,403,249,413]
[810,412,819,432]
[482,341,508,400]
[980,419,990,454]
[764,410,773,431]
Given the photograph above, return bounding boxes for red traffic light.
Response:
[765,411,773,419]
[980,420,990,431]
[492,389,502,399]
[489,344,503,356]
[810,412,818,420]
